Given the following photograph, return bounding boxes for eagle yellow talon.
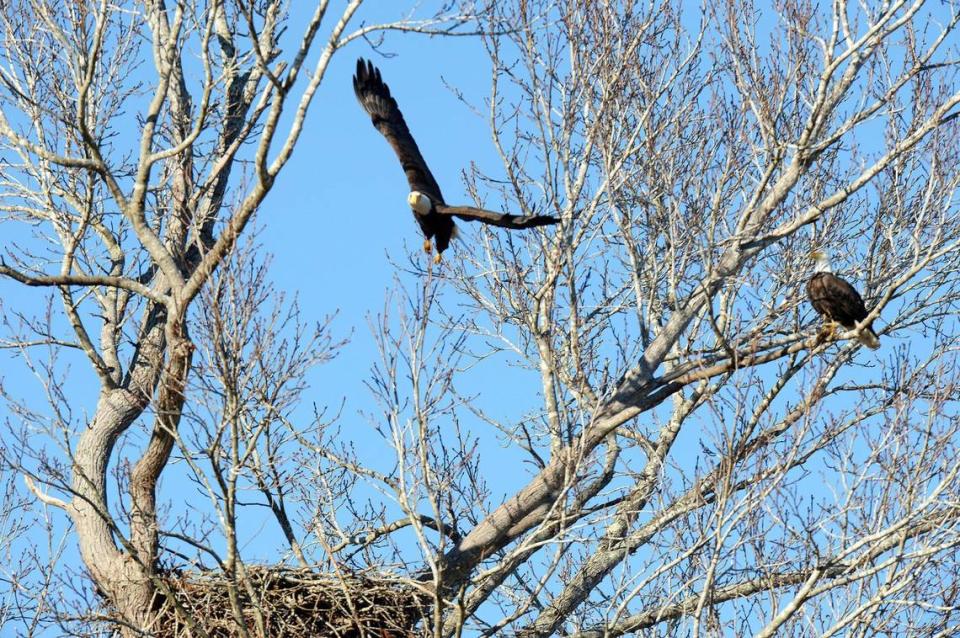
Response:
[433,252,443,265]
[816,322,836,343]
[423,239,433,254]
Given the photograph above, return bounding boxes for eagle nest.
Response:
[144,566,430,638]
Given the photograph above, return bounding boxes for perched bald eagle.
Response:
[806,250,880,350]
[352,58,559,263]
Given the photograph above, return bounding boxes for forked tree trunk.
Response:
[72,388,155,628]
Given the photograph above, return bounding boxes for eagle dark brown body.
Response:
[807,269,880,349]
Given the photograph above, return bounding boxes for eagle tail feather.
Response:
[858,324,881,350]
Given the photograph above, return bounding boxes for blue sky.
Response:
[3,2,960,635]
[0,1,543,594]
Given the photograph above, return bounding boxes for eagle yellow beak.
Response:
[810,249,826,260]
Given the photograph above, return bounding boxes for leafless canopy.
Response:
[0,0,489,634]
[3,0,960,637]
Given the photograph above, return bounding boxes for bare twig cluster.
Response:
[2,0,960,637]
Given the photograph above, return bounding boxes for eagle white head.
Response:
[811,249,833,273]
[407,191,433,215]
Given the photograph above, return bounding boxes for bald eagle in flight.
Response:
[807,250,880,349]
[353,58,559,263]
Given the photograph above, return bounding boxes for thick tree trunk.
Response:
[130,326,194,572]
[71,309,193,632]
[71,388,154,629]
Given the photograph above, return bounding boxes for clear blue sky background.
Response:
[3,3,957,635]
[0,1,544,593]
[259,9,548,542]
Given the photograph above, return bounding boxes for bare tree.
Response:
[4,0,960,637]
[358,0,960,635]
[0,0,488,634]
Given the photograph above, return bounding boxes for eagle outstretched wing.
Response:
[353,58,445,204]
[437,204,560,229]
[353,58,561,244]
